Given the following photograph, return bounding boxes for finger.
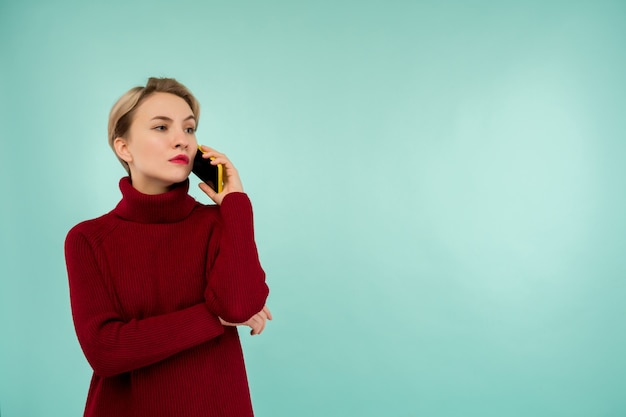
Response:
[198,145,224,159]
[198,181,216,199]
[263,306,273,320]
[251,322,263,335]
[208,156,233,169]
[250,314,266,335]
[255,307,270,322]
[259,313,268,333]
[255,316,266,335]
[199,144,217,154]
[205,153,227,163]
[199,146,227,163]
[198,182,221,205]
[246,316,261,335]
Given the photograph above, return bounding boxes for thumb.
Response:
[198,182,219,204]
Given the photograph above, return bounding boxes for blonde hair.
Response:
[108,77,200,174]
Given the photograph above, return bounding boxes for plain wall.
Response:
[1,1,625,416]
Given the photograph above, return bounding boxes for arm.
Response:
[198,146,270,324]
[65,228,225,377]
[203,192,269,323]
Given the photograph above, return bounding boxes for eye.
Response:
[185,127,196,134]
[154,125,167,131]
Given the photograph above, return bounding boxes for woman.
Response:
[65,77,271,417]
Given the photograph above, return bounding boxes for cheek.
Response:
[130,138,162,165]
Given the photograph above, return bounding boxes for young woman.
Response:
[65,77,271,417]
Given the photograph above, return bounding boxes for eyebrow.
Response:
[151,115,196,123]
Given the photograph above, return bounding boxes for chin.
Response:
[171,177,189,185]
[171,171,192,183]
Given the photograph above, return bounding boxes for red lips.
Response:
[169,154,190,164]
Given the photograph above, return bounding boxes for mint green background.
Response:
[1,1,625,416]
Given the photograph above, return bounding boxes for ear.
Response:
[113,137,133,163]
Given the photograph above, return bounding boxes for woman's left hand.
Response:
[197,145,244,205]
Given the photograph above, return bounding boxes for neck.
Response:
[113,177,196,224]
[129,177,173,195]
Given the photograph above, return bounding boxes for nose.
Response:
[174,129,190,150]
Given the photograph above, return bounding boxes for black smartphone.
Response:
[192,146,223,192]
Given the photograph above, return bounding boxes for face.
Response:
[115,92,198,194]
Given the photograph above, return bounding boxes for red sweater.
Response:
[65,177,269,417]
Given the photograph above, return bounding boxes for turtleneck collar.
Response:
[112,177,197,224]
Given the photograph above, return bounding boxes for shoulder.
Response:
[65,212,119,249]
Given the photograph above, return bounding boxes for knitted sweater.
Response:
[65,177,269,417]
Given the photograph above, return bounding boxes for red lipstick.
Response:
[169,154,190,164]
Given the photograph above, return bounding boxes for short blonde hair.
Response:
[108,77,200,174]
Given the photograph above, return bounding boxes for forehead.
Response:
[135,92,194,119]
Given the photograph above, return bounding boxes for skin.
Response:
[114,92,271,335]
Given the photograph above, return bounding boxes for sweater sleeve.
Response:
[65,227,225,378]
[204,192,269,323]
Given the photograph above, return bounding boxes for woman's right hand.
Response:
[220,306,272,335]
